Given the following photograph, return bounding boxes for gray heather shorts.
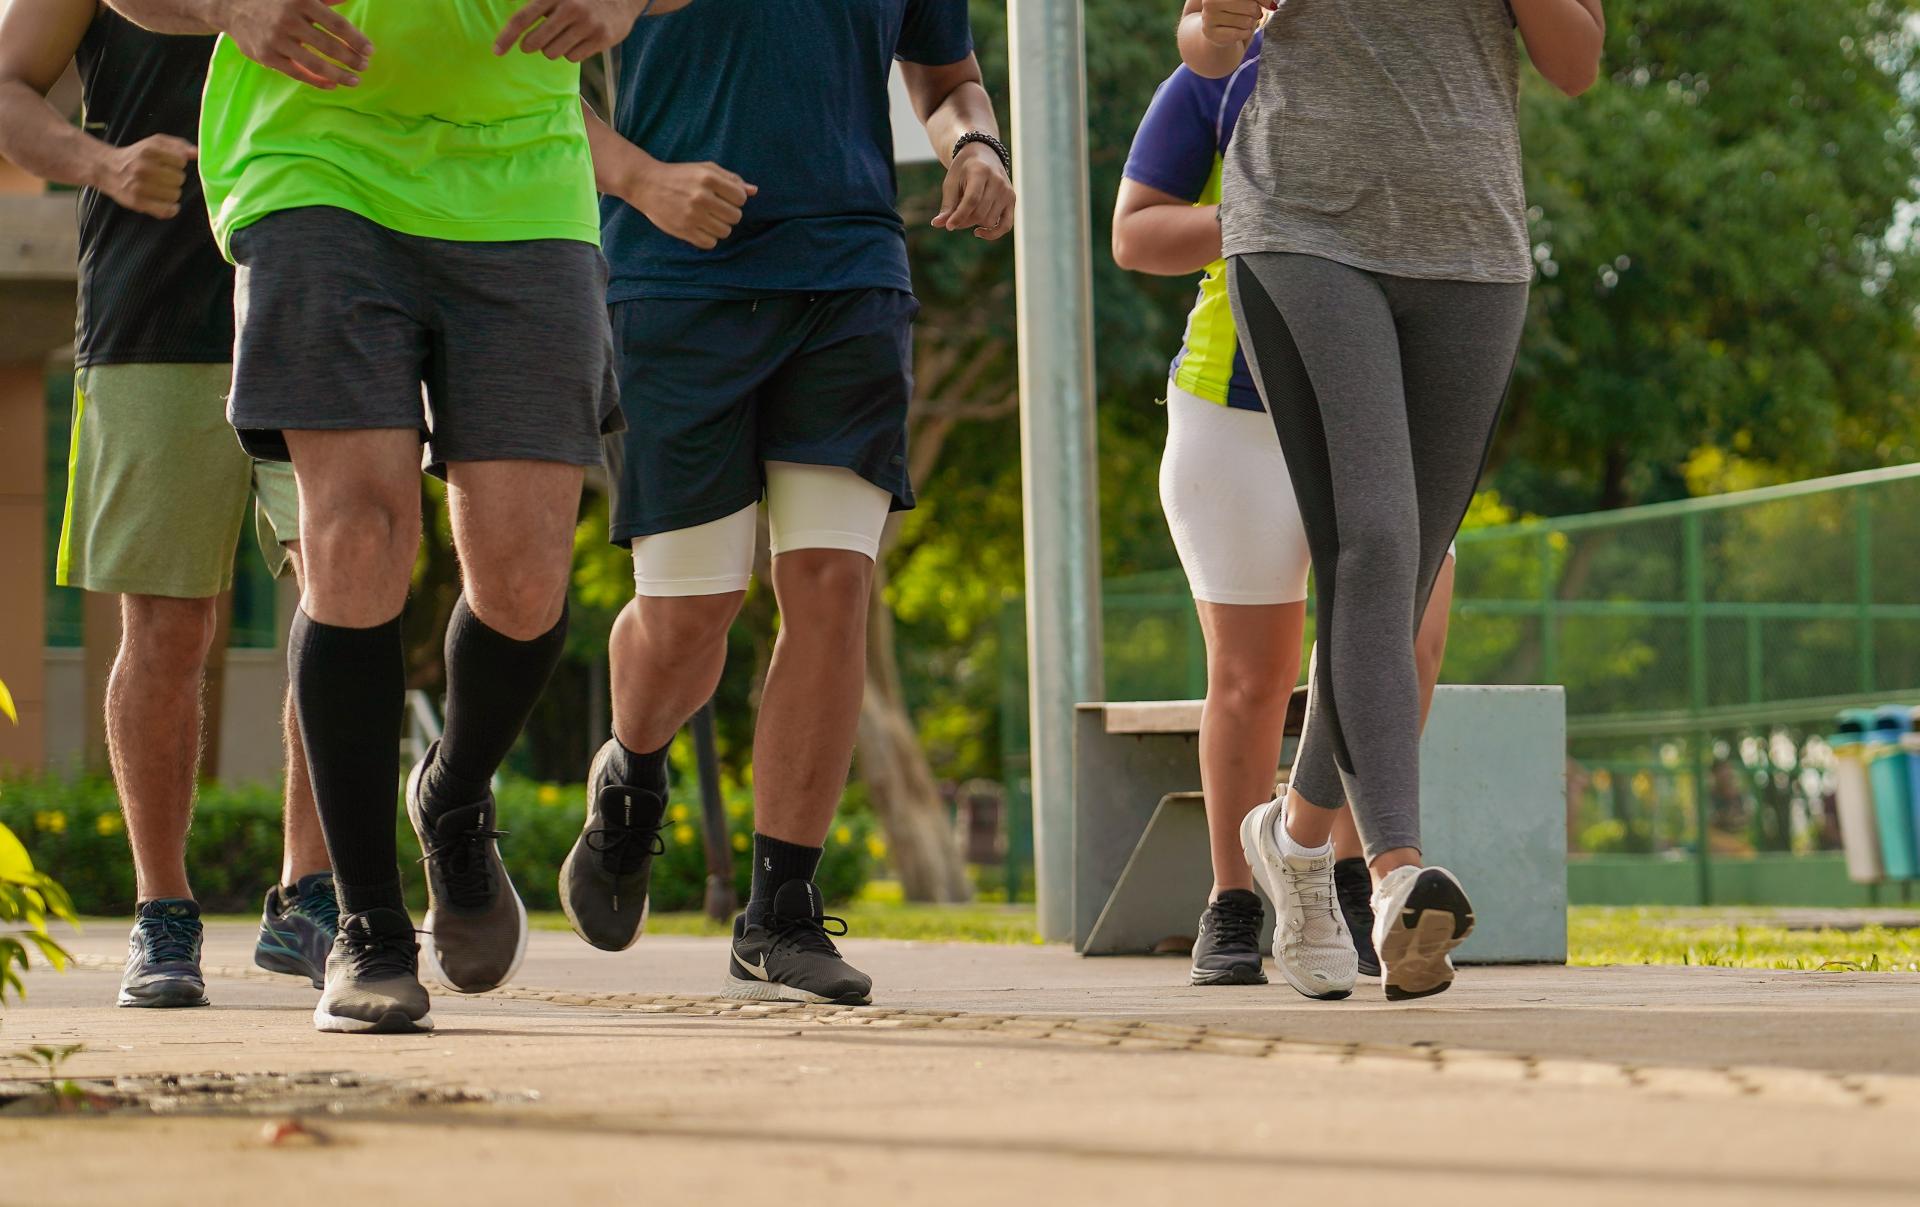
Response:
[229,205,621,473]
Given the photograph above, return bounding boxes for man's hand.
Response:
[1198,0,1269,48]
[219,0,373,89]
[931,141,1014,240]
[624,161,756,251]
[95,134,197,219]
[495,0,647,62]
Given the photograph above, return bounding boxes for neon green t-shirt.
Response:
[199,1,598,257]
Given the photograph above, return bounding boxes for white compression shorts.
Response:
[1160,382,1454,606]
[632,461,893,597]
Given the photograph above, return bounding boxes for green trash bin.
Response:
[1831,709,1883,883]
[1868,707,1918,880]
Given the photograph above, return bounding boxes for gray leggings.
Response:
[1226,252,1527,859]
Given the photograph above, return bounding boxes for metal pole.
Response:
[691,702,736,922]
[1008,0,1103,941]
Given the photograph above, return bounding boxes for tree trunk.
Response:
[856,544,971,902]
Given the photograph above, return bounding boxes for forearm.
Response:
[581,101,649,198]
[922,80,998,166]
[1178,9,1244,79]
[0,82,112,189]
[1113,204,1221,276]
[1511,0,1604,95]
[105,0,225,35]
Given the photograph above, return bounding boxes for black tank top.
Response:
[73,9,233,367]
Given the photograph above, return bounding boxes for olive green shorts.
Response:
[57,363,299,598]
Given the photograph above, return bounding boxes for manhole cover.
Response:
[0,1070,524,1117]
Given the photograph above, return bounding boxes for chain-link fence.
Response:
[998,465,1920,898]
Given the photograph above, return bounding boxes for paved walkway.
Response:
[5,924,1918,1205]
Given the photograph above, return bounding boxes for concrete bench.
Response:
[1072,684,1568,963]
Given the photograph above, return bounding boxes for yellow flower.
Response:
[834,825,853,846]
[669,803,690,823]
[731,831,750,852]
[673,823,696,846]
[34,810,67,835]
[537,784,563,807]
[865,835,887,860]
[95,812,121,836]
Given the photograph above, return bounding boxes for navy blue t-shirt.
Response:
[604,0,974,302]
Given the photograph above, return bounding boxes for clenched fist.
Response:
[1199,0,1272,48]
[629,161,757,251]
[96,135,197,220]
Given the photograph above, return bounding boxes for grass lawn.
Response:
[531,902,1920,969]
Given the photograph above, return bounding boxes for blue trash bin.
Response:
[1832,709,1884,883]
[1868,706,1918,881]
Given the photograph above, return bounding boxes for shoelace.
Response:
[135,913,199,965]
[420,818,507,909]
[1284,862,1340,932]
[584,786,666,876]
[1204,900,1262,950]
[296,883,341,937]
[339,922,419,981]
[770,911,851,959]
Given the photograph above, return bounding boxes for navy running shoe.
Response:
[255,872,340,989]
[118,899,208,1008]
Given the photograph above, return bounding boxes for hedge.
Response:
[0,774,878,918]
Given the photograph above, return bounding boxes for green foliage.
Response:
[0,775,877,917]
[0,821,76,1008]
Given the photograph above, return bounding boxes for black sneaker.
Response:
[313,908,433,1034]
[1335,857,1381,978]
[118,899,208,1008]
[254,872,339,989]
[723,880,872,1005]
[1189,888,1268,986]
[560,738,667,952]
[406,743,527,994]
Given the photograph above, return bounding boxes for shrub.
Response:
[0,774,877,917]
[0,821,75,1007]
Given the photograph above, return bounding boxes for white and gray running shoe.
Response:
[314,908,433,1034]
[1371,865,1476,1002]
[1239,798,1356,1000]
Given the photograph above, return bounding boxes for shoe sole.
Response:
[1189,965,1268,987]
[117,990,209,1008]
[407,758,530,995]
[255,943,325,990]
[313,1005,435,1034]
[1378,869,1476,1002]
[1238,802,1354,1001]
[720,976,870,1006]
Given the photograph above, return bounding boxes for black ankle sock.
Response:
[745,833,824,926]
[420,596,569,819]
[607,735,671,794]
[289,609,406,918]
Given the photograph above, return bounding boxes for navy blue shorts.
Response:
[605,289,918,545]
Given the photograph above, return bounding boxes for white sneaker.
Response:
[1370,865,1476,1002]
[1238,798,1357,1000]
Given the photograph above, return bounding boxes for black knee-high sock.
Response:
[289,609,406,917]
[746,833,824,927]
[420,595,568,818]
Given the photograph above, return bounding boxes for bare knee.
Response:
[465,570,568,639]
[772,551,873,633]
[118,595,218,681]
[632,593,741,657]
[300,489,418,610]
[1206,659,1292,721]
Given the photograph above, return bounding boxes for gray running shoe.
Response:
[406,744,527,994]
[313,908,433,1034]
[118,899,208,1008]
[561,739,667,952]
[254,872,339,989]
[1189,889,1268,986]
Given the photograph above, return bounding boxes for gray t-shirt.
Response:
[1220,0,1532,283]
